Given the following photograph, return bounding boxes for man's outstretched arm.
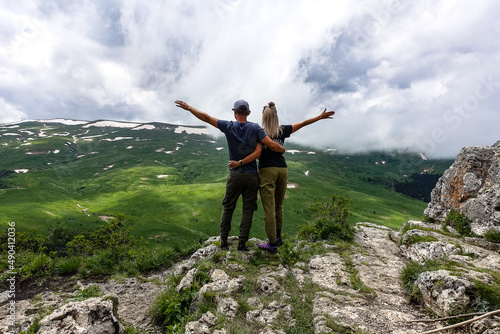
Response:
[175,100,218,128]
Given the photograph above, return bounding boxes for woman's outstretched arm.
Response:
[292,108,335,133]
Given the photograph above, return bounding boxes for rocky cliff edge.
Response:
[1,222,499,334]
[425,141,500,236]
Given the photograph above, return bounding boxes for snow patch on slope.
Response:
[83,121,142,128]
[133,124,156,130]
[174,126,209,135]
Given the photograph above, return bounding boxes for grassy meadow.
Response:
[0,120,454,249]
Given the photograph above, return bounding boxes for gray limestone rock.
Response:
[198,269,244,296]
[37,297,124,334]
[6,220,500,334]
[177,268,198,292]
[216,296,239,318]
[257,275,281,295]
[416,270,476,317]
[97,278,161,330]
[424,142,500,236]
[185,311,217,334]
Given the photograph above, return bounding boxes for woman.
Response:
[257,102,335,253]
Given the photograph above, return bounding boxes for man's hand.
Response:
[174,100,218,128]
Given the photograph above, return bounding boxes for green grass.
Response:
[0,120,453,250]
[401,234,439,245]
[484,229,500,243]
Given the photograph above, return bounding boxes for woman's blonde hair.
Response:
[261,101,282,138]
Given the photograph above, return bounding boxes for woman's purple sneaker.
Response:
[258,242,277,254]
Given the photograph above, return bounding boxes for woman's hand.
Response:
[291,108,336,133]
[319,108,335,119]
[175,100,191,111]
[228,160,241,169]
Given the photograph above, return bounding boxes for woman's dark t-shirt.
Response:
[258,125,293,169]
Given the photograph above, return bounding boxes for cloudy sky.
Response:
[1,0,499,157]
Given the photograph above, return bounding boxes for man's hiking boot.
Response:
[237,241,249,252]
[220,237,229,250]
[275,237,284,247]
[258,242,277,254]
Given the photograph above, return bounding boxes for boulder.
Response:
[257,275,281,294]
[415,270,476,317]
[177,268,198,292]
[97,277,161,330]
[401,238,459,264]
[309,253,350,290]
[399,219,500,319]
[216,296,239,318]
[424,141,500,236]
[37,297,124,334]
[198,269,244,296]
[185,311,217,334]
[246,300,293,326]
[173,244,219,277]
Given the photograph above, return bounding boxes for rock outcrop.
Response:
[1,223,499,333]
[37,297,124,334]
[425,140,500,235]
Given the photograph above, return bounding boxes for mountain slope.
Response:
[0,119,453,247]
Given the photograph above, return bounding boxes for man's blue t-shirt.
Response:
[217,120,267,174]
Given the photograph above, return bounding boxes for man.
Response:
[175,99,285,251]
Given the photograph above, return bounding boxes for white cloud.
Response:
[0,0,499,157]
[0,98,27,123]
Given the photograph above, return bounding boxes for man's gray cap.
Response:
[233,99,249,111]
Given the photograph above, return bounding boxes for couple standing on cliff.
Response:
[175,99,335,254]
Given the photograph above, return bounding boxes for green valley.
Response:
[0,119,454,248]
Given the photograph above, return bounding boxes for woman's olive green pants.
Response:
[259,167,288,243]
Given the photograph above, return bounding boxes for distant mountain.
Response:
[0,119,454,246]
